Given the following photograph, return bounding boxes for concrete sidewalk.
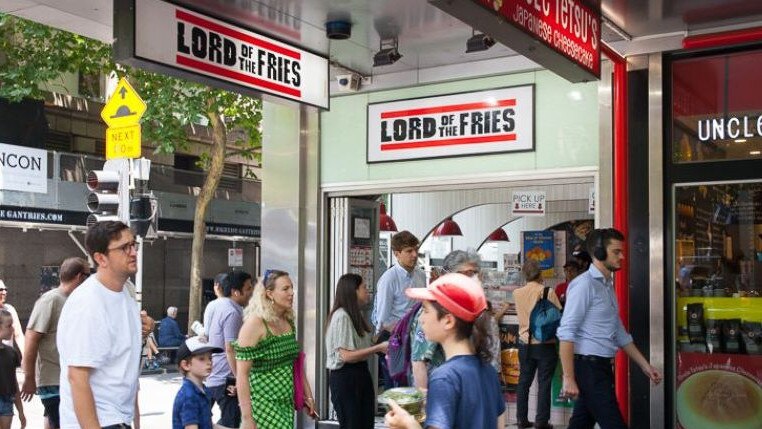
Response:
[12,371,187,429]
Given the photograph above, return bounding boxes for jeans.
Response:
[516,342,557,426]
[568,355,627,429]
[38,386,61,429]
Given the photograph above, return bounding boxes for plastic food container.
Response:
[378,387,426,422]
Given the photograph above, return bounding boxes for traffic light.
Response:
[86,160,130,227]
[130,195,157,238]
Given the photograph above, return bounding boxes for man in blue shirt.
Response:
[372,230,426,388]
[372,230,426,333]
[557,228,662,429]
[158,306,185,347]
[204,271,253,429]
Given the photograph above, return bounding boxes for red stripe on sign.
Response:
[175,9,301,60]
[176,55,301,97]
[381,99,516,119]
[514,210,544,213]
[380,133,516,151]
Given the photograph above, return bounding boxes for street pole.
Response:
[135,235,144,308]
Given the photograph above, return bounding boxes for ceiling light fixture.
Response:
[433,216,463,237]
[750,150,761,155]
[379,202,398,232]
[465,29,495,53]
[373,37,402,67]
[486,228,510,242]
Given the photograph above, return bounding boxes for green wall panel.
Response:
[321,69,599,184]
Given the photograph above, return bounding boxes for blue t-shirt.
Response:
[173,378,213,429]
[425,355,505,429]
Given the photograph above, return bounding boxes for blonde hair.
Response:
[244,270,295,323]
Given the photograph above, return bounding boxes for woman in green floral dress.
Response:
[235,270,317,429]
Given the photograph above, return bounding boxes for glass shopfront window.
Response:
[672,50,762,163]
[673,180,762,429]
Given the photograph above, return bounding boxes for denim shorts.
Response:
[0,394,13,417]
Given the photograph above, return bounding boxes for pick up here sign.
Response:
[367,86,534,163]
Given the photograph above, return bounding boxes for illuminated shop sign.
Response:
[367,86,534,163]
[430,0,601,82]
[115,0,328,109]
[697,114,762,142]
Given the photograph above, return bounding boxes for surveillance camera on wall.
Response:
[336,73,361,92]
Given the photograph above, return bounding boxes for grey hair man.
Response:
[442,249,482,278]
[158,306,185,348]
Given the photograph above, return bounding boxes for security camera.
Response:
[336,73,361,92]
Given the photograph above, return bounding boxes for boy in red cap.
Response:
[385,273,506,429]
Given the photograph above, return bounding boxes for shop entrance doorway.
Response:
[320,172,596,426]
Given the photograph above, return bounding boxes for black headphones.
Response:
[591,228,610,261]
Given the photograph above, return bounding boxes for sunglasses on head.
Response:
[0,288,6,292]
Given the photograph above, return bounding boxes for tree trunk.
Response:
[187,102,227,332]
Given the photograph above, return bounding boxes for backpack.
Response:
[386,302,422,386]
[529,287,561,342]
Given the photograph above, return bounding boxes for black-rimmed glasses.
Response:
[107,240,140,254]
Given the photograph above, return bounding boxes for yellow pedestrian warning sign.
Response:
[106,124,141,160]
[101,78,146,128]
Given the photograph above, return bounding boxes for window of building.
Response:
[672,50,762,163]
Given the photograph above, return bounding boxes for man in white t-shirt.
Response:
[57,221,142,429]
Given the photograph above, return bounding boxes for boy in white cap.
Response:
[173,337,224,429]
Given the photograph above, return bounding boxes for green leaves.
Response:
[0,13,263,170]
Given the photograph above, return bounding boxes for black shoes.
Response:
[516,422,553,429]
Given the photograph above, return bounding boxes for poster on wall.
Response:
[227,248,243,267]
[367,85,534,163]
[523,230,555,270]
[676,352,762,429]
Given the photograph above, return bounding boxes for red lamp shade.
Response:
[379,202,398,232]
[487,228,509,242]
[433,217,463,237]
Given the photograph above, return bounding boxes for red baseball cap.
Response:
[406,273,487,322]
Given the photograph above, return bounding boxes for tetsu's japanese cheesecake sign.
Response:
[115,0,328,109]
[429,0,601,82]
[367,86,534,163]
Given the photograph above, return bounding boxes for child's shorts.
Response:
[0,394,14,416]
